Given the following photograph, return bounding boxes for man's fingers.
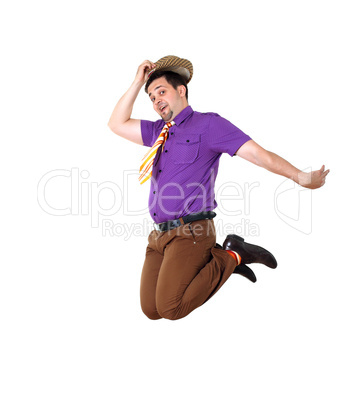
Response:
[319,165,330,178]
[320,168,330,187]
[141,60,156,70]
[135,60,157,84]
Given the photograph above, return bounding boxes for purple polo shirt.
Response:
[141,106,251,224]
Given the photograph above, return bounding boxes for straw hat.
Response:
[145,55,193,88]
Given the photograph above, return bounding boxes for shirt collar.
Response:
[173,105,193,126]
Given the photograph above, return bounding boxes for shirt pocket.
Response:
[171,134,201,164]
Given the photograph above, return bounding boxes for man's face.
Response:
[147,77,186,122]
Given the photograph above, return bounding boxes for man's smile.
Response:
[158,103,168,113]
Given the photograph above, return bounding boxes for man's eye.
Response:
[160,91,165,94]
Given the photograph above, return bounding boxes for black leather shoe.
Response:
[233,264,257,283]
[223,234,277,268]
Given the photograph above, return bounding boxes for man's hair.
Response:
[145,70,189,100]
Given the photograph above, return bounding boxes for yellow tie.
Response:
[139,121,175,184]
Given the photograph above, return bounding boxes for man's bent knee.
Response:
[140,303,162,320]
[156,301,188,321]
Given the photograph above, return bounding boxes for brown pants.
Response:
[140,219,237,320]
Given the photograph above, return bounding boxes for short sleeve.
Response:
[141,119,164,147]
[141,120,155,147]
[208,114,252,156]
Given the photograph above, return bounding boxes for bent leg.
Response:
[155,220,237,320]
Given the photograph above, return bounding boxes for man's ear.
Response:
[178,85,187,98]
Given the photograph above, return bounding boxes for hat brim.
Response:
[148,65,191,82]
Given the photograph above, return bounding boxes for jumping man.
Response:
[108,56,329,320]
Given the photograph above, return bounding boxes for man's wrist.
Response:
[296,171,310,187]
[132,78,146,91]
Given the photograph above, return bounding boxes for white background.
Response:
[1,0,348,401]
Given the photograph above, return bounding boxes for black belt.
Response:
[154,211,216,232]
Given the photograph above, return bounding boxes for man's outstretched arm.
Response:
[236,140,330,189]
[107,60,156,145]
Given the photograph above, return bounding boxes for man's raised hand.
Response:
[134,60,156,86]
